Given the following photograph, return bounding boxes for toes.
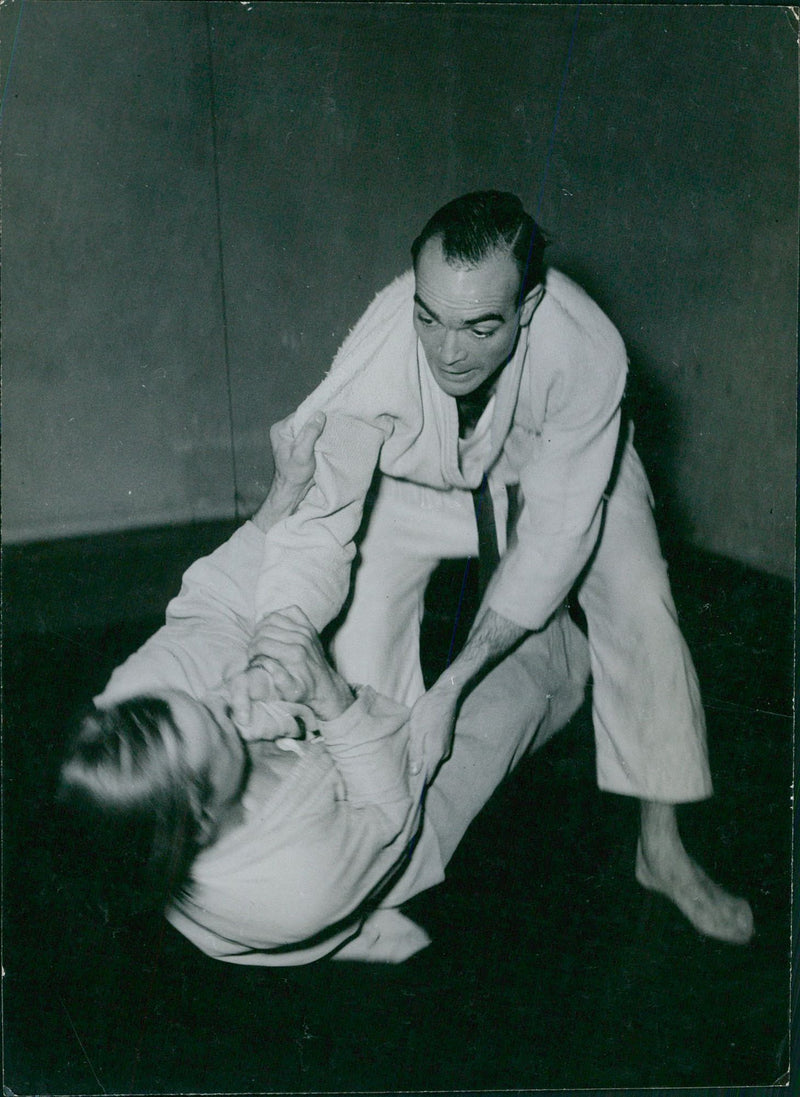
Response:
[731,900,755,943]
[634,844,755,944]
[693,894,754,945]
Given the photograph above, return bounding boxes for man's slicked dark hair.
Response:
[411,191,548,302]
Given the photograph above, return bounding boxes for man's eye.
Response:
[471,329,495,340]
[416,312,435,326]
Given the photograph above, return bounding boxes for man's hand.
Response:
[231,606,354,725]
[408,678,461,781]
[252,411,326,532]
[408,607,529,781]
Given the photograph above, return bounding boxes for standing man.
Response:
[237,191,753,944]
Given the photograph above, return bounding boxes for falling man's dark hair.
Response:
[57,696,213,918]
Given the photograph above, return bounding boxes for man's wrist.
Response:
[270,473,307,514]
[315,678,356,721]
[433,654,475,692]
[442,608,527,690]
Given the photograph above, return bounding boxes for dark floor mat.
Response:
[2,524,792,1092]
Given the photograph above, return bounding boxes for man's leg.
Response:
[383,610,590,909]
[330,474,480,706]
[580,438,711,803]
[424,611,590,867]
[578,433,753,943]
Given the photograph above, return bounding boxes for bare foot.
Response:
[637,803,754,945]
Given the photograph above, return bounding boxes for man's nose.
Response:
[439,328,466,365]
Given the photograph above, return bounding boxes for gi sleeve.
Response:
[488,322,627,631]
[268,689,422,938]
[318,686,413,818]
[96,521,265,705]
[253,410,391,630]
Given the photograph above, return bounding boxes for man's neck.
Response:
[457,375,498,438]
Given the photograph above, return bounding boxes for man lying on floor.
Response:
[58,414,589,965]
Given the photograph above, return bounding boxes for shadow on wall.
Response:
[623,362,688,552]
[556,259,689,552]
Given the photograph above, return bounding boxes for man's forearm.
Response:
[443,607,528,691]
[410,606,528,777]
[251,412,326,534]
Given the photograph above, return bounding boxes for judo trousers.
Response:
[331,434,712,804]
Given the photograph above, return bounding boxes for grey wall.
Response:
[3,1,796,577]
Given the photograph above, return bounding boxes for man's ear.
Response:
[187,784,218,848]
[519,283,545,327]
[196,805,219,848]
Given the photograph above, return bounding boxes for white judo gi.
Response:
[253,268,711,803]
[97,521,589,965]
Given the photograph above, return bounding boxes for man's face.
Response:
[413,237,530,397]
[165,690,249,839]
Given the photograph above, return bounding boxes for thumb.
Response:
[294,411,326,462]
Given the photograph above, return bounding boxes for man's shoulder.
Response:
[289,268,419,428]
[536,268,626,358]
[542,267,613,322]
[375,267,415,301]
[330,269,415,364]
[348,269,414,331]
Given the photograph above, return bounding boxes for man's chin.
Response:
[432,369,483,396]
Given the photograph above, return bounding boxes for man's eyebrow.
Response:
[413,293,505,327]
